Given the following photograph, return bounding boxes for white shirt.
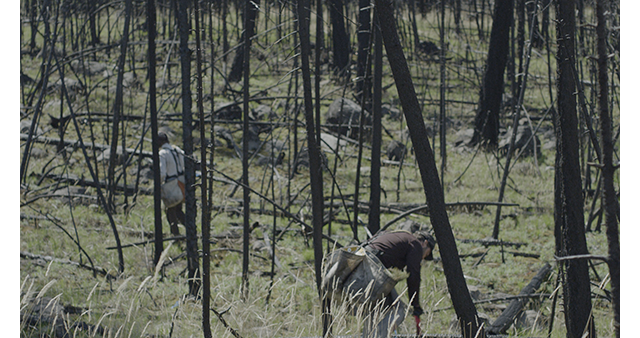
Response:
[159,143,185,183]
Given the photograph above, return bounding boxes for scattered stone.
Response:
[215,102,242,120]
[386,140,406,161]
[454,128,475,148]
[325,98,371,137]
[70,60,110,77]
[252,104,277,120]
[498,119,541,158]
[20,119,43,136]
[515,309,546,331]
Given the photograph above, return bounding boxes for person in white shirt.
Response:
[158,132,185,236]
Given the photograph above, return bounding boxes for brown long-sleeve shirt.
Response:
[367,231,423,308]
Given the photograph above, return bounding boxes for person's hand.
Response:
[412,306,424,317]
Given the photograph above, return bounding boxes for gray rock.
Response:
[515,310,546,331]
[20,119,43,136]
[70,60,110,77]
[252,104,277,120]
[325,98,371,137]
[386,140,406,161]
[498,121,541,158]
[215,102,242,120]
[454,128,475,148]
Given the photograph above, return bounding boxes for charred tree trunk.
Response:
[368,10,383,236]
[241,0,253,300]
[596,0,619,335]
[329,0,350,76]
[439,0,446,178]
[88,0,100,47]
[229,0,259,83]
[487,263,551,334]
[355,0,371,105]
[147,0,164,266]
[193,0,211,335]
[555,0,596,336]
[471,0,514,147]
[297,0,324,296]
[177,0,200,297]
[107,0,133,212]
[29,0,38,52]
[374,0,484,336]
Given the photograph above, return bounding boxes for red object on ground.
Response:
[414,315,421,337]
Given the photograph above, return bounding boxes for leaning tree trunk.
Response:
[555,0,596,336]
[374,0,484,336]
[328,0,350,76]
[176,0,200,297]
[471,0,514,147]
[596,0,619,336]
[228,0,259,83]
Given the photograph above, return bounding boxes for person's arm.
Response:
[159,151,167,182]
[406,242,423,309]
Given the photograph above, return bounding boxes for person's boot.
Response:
[170,223,180,236]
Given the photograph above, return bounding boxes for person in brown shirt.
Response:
[363,230,436,337]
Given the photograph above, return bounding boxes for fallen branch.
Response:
[487,263,552,334]
[459,238,527,249]
[20,251,110,278]
[554,254,609,263]
[20,133,153,158]
[211,307,244,338]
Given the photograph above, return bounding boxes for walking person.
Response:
[158,131,185,236]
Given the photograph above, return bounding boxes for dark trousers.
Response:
[165,203,185,235]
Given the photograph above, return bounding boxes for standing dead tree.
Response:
[176,0,200,297]
[107,0,133,212]
[329,0,350,76]
[554,0,596,336]
[374,0,484,336]
[471,0,514,147]
[596,0,619,335]
[193,0,211,335]
[147,0,164,267]
[229,0,260,83]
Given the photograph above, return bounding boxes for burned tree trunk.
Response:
[329,0,350,76]
[596,0,619,335]
[554,0,596,336]
[487,263,551,334]
[374,0,484,336]
[368,12,383,236]
[355,0,371,105]
[228,0,260,83]
[193,0,211,334]
[241,0,253,300]
[147,0,163,266]
[297,0,324,295]
[176,0,200,297]
[107,0,133,212]
[471,0,514,147]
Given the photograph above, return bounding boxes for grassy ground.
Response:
[19,2,618,337]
